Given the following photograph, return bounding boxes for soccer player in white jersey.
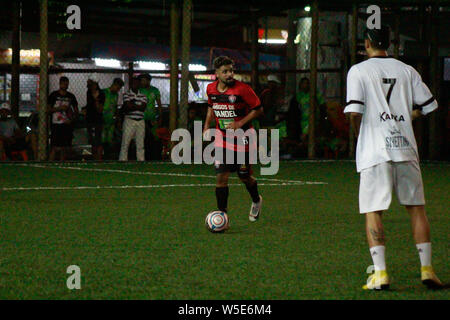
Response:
[344,26,444,290]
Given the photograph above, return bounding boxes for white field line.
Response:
[1,182,307,191]
[14,163,328,185]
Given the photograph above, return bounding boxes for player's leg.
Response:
[363,211,390,290]
[236,149,262,221]
[216,171,230,212]
[360,162,393,290]
[394,160,443,289]
[238,173,262,221]
[406,205,442,288]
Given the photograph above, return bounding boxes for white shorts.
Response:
[359,160,425,214]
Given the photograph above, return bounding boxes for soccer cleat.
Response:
[363,270,390,290]
[249,195,262,222]
[421,266,444,290]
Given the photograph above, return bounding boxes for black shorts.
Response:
[51,124,73,147]
[87,123,103,147]
[214,148,252,178]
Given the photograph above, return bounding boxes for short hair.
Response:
[213,56,234,70]
[138,73,152,81]
[113,78,124,87]
[60,76,69,83]
[365,25,391,50]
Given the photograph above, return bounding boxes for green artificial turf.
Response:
[0,161,448,299]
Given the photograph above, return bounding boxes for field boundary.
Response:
[11,163,328,185]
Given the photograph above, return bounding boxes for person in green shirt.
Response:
[95,77,124,160]
[296,77,326,144]
[138,73,163,160]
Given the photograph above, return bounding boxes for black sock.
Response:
[245,181,260,203]
[215,186,229,212]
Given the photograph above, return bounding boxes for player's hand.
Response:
[203,128,211,140]
[226,121,242,130]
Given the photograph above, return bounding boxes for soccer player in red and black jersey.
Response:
[203,56,263,222]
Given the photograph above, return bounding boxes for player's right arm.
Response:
[344,66,365,138]
[203,106,215,137]
[203,84,215,136]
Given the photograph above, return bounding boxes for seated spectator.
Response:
[0,102,28,161]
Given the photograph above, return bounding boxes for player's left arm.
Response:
[226,108,263,130]
[350,113,362,137]
[226,85,263,130]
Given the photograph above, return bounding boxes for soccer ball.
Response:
[205,211,229,233]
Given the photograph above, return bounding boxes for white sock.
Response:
[370,246,386,271]
[416,242,432,267]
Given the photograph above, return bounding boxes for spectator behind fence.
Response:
[0,102,28,161]
[84,76,105,160]
[138,73,163,160]
[119,76,147,161]
[48,76,79,161]
[296,77,326,147]
[98,77,124,160]
[259,74,282,127]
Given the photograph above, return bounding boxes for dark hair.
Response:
[213,56,234,70]
[60,76,69,83]
[365,25,391,50]
[113,78,124,87]
[138,73,152,81]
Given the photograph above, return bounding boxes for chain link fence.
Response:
[0,2,447,162]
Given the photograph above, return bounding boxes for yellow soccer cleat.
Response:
[363,270,390,290]
[421,266,444,290]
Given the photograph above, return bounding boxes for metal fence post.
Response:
[307,0,319,159]
[170,0,180,134]
[38,0,48,161]
[11,0,21,120]
[179,0,192,129]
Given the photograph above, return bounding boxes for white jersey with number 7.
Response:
[344,56,438,172]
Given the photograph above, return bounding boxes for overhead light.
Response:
[304,6,311,12]
[94,58,121,68]
[189,64,207,71]
[258,39,287,44]
[178,63,207,71]
[138,61,166,70]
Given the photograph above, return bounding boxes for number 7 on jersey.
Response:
[382,78,396,105]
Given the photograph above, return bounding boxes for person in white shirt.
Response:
[344,25,443,290]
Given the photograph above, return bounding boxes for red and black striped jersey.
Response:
[207,80,261,151]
